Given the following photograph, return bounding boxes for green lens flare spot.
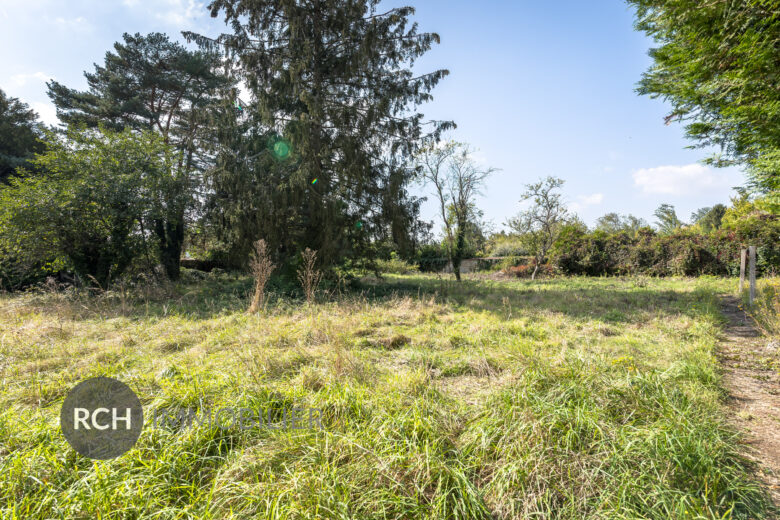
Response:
[356,221,363,230]
[272,139,290,160]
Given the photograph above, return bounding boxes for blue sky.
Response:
[0,0,745,231]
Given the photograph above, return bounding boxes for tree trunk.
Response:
[155,215,184,281]
[452,222,466,282]
[156,137,192,281]
[531,263,539,281]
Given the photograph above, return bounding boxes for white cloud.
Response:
[32,102,58,126]
[120,0,206,27]
[154,0,205,26]
[570,192,604,212]
[49,15,92,32]
[10,72,51,87]
[632,164,730,196]
[122,0,211,32]
[581,193,603,205]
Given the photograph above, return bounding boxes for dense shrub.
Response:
[0,127,177,288]
[486,256,529,272]
[414,244,449,272]
[550,227,778,277]
[376,252,419,274]
[552,227,636,276]
[488,237,529,257]
[0,250,66,291]
[503,263,554,278]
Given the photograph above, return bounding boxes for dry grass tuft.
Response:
[380,334,411,350]
[297,248,322,304]
[248,239,275,314]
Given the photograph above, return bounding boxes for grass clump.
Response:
[745,277,780,340]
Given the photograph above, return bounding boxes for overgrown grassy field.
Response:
[0,274,777,519]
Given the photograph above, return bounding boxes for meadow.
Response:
[0,273,777,519]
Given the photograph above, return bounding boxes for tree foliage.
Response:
[722,193,780,248]
[0,89,45,184]
[186,1,453,269]
[418,141,494,281]
[507,176,569,280]
[690,204,726,233]
[595,212,649,236]
[653,203,683,234]
[47,32,233,279]
[629,0,779,206]
[0,127,176,287]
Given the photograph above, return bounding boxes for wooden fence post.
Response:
[739,248,747,294]
[748,245,757,305]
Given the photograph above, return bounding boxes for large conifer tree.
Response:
[187,0,452,268]
[47,32,233,279]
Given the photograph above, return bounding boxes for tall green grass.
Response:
[0,274,775,519]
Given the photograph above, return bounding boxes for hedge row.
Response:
[550,228,780,277]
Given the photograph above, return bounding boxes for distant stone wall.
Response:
[443,257,509,274]
[443,259,480,274]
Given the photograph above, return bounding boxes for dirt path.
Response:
[719,296,780,505]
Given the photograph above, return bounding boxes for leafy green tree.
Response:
[594,213,622,234]
[451,206,491,259]
[722,194,780,271]
[654,204,683,234]
[723,194,780,244]
[47,32,232,279]
[595,213,649,236]
[418,142,494,281]
[629,0,779,206]
[187,1,453,269]
[690,204,726,233]
[747,149,780,214]
[0,127,176,287]
[508,177,569,280]
[0,89,45,183]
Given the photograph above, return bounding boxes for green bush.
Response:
[491,256,528,272]
[415,244,448,272]
[377,252,419,274]
[488,237,529,257]
[0,127,177,288]
[549,227,772,277]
